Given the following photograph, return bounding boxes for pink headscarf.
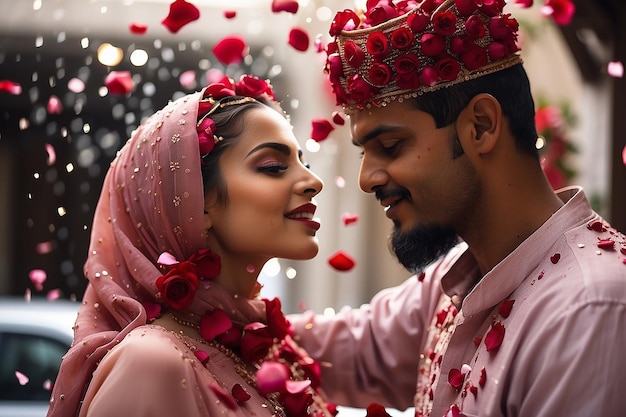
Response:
[47,89,265,416]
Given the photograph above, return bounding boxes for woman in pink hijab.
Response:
[47,74,332,417]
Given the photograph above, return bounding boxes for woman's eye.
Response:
[258,164,288,174]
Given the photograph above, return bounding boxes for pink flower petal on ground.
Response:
[209,383,238,410]
[232,383,251,402]
[255,361,289,395]
[550,253,561,264]
[311,118,334,141]
[288,27,310,52]
[45,144,56,166]
[15,371,29,385]
[498,299,515,318]
[272,0,299,14]
[157,251,179,266]
[105,71,134,95]
[332,111,345,125]
[479,367,487,387]
[484,321,505,352]
[448,368,464,389]
[597,238,615,250]
[608,61,624,78]
[129,22,148,35]
[47,96,62,114]
[341,212,359,226]
[161,0,200,33]
[0,80,22,95]
[29,269,47,291]
[224,10,237,19]
[212,35,248,65]
[142,301,162,322]
[199,309,233,341]
[194,349,209,364]
[47,289,61,301]
[328,250,356,271]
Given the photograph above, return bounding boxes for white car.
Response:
[0,297,78,417]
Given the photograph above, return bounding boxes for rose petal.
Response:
[498,299,515,318]
[67,78,85,93]
[448,368,464,389]
[47,96,63,114]
[199,309,233,341]
[232,383,251,402]
[341,212,359,226]
[484,321,505,352]
[285,379,311,394]
[314,33,324,53]
[332,111,345,125]
[224,10,237,19]
[328,251,356,272]
[209,383,238,410]
[513,0,533,6]
[142,301,162,322]
[194,349,209,364]
[36,241,54,254]
[288,27,310,52]
[255,361,289,395]
[608,61,624,78]
[45,144,56,165]
[15,371,29,385]
[272,0,299,14]
[479,367,487,387]
[0,80,22,95]
[550,253,561,264]
[29,269,47,292]
[179,70,197,90]
[43,379,53,391]
[157,252,180,266]
[597,238,615,250]
[105,71,134,95]
[129,22,148,35]
[311,118,334,141]
[161,0,200,34]
[212,35,248,65]
[366,403,391,417]
[46,289,61,301]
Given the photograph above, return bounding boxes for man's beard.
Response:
[390,222,459,273]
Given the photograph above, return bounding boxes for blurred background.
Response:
[0,0,625,317]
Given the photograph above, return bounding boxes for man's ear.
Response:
[457,93,502,157]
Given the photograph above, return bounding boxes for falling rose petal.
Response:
[311,118,334,141]
[513,0,533,6]
[256,361,289,395]
[232,383,251,402]
[335,176,346,188]
[224,10,237,19]
[142,301,162,322]
[541,0,575,26]
[447,368,464,389]
[444,404,461,417]
[45,144,57,166]
[105,71,134,95]
[473,336,482,346]
[608,61,624,78]
[212,35,248,65]
[179,70,197,90]
[341,212,359,226]
[161,0,200,34]
[47,289,61,301]
[43,379,53,391]
[0,80,22,95]
[129,22,148,35]
[484,321,505,352]
[597,238,615,250]
[29,269,47,291]
[157,251,179,266]
[417,271,426,282]
[47,96,63,114]
[550,253,561,264]
[194,349,210,364]
[285,379,311,394]
[479,367,487,387]
[288,27,310,52]
[272,0,299,14]
[469,384,478,398]
[209,383,238,410]
[15,371,29,385]
[314,33,324,53]
[332,111,345,125]
[498,299,515,318]
[67,78,85,93]
[328,250,356,272]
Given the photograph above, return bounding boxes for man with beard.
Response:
[289,1,626,416]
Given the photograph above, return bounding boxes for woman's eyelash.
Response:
[258,164,288,174]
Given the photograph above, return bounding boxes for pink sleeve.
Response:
[289,246,466,410]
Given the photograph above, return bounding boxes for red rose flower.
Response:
[212,35,248,65]
[329,9,360,36]
[241,322,274,363]
[465,15,486,39]
[394,53,420,74]
[235,74,275,99]
[484,321,505,352]
[390,27,415,51]
[367,4,399,26]
[487,41,508,61]
[368,62,393,86]
[198,117,217,155]
[407,11,429,32]
[461,44,488,70]
[480,0,507,17]
[288,27,310,52]
[395,72,421,89]
[346,74,379,104]
[420,33,445,57]
[188,247,221,279]
[283,387,314,417]
[366,31,389,57]
[450,36,473,55]
[421,66,439,86]
[344,41,365,68]
[331,81,349,106]
[205,78,236,99]
[436,56,461,81]
[326,53,345,81]
[455,0,479,16]
[264,297,291,339]
[421,0,445,14]
[488,15,516,41]
[433,11,457,36]
[155,261,199,310]
[161,0,200,34]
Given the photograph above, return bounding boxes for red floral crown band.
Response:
[325,0,523,113]
[197,74,275,157]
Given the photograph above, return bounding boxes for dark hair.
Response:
[412,64,539,157]
[199,96,285,205]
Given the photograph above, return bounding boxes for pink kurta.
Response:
[291,187,626,416]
